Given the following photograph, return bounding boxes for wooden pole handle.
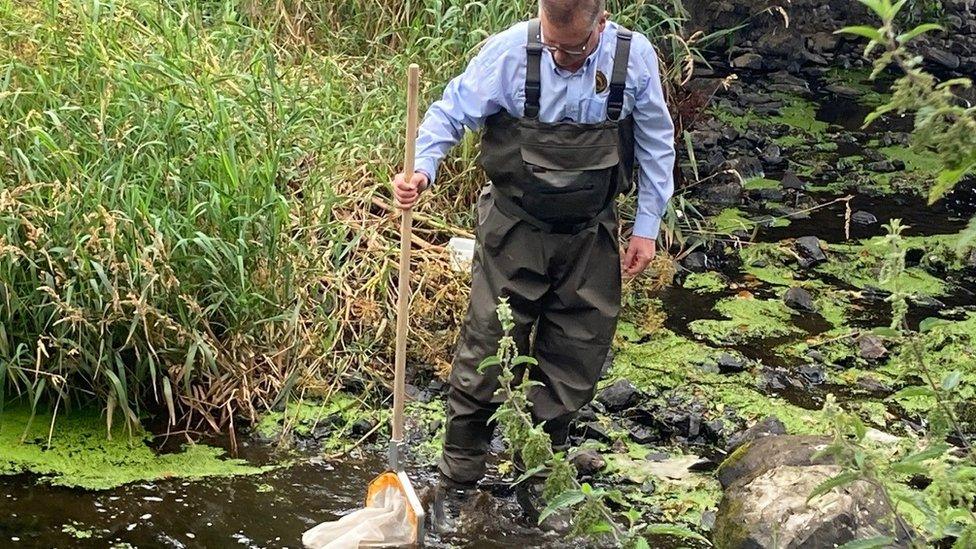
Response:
[392,64,420,444]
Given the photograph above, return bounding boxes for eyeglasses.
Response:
[540,29,594,57]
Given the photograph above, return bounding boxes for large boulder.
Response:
[713,435,906,548]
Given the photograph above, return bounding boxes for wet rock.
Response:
[866,160,897,172]
[700,509,717,531]
[798,363,827,385]
[753,188,785,203]
[858,334,888,361]
[924,46,961,69]
[580,421,613,443]
[807,31,841,53]
[351,418,375,437]
[703,419,726,443]
[783,286,817,313]
[851,210,878,225]
[857,375,892,394]
[780,170,805,190]
[718,435,833,489]
[597,379,642,412]
[729,156,764,181]
[698,180,743,205]
[714,462,898,548]
[717,353,748,374]
[682,251,710,273]
[732,52,764,70]
[571,449,606,476]
[726,416,787,453]
[795,236,827,269]
[761,143,785,168]
[659,409,702,440]
[645,451,668,462]
[824,83,860,98]
[761,366,805,392]
[626,422,660,445]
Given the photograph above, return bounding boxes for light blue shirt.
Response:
[415,20,676,238]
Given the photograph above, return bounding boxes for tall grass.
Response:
[0,0,695,436]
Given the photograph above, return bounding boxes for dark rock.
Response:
[851,210,878,225]
[753,188,785,202]
[761,143,785,167]
[580,421,613,443]
[692,129,720,149]
[801,49,829,65]
[351,419,375,437]
[784,286,817,313]
[858,335,888,361]
[627,422,660,445]
[645,451,669,462]
[798,363,827,385]
[857,375,892,394]
[719,435,833,489]
[795,236,827,268]
[730,156,764,181]
[703,419,726,443]
[808,31,841,53]
[924,46,961,69]
[597,379,642,412]
[717,353,748,374]
[640,479,656,495]
[659,410,702,440]
[726,416,787,454]
[698,180,743,205]
[682,251,709,273]
[700,509,717,531]
[732,52,764,70]
[781,170,805,190]
[866,160,897,172]
[824,83,860,98]
[571,449,606,476]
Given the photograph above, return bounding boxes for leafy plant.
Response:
[480,298,709,547]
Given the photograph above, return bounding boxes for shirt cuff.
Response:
[415,158,439,185]
[632,212,662,240]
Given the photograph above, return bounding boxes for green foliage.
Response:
[838,0,976,203]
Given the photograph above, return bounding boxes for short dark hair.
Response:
[540,0,605,27]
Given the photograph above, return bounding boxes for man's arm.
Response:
[621,34,676,276]
[413,45,505,184]
[630,34,676,241]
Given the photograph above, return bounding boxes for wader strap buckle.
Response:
[607,28,633,121]
[525,18,543,120]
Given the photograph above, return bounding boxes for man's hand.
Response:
[393,171,429,210]
[621,236,656,278]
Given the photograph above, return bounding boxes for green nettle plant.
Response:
[480,299,708,548]
[806,3,976,546]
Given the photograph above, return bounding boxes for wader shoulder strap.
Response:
[525,18,543,120]
[607,27,633,121]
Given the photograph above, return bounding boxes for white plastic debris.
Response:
[447,237,475,272]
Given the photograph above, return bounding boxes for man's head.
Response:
[538,0,607,71]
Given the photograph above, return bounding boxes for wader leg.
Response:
[439,197,547,485]
[529,218,621,431]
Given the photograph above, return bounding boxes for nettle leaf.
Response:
[807,470,861,502]
[642,524,709,542]
[836,25,885,43]
[943,371,963,391]
[838,536,896,549]
[919,317,951,332]
[538,490,585,524]
[898,23,944,43]
[857,0,889,19]
[511,355,539,367]
[899,443,950,464]
[892,385,934,399]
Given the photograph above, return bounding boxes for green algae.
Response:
[817,240,948,296]
[713,208,755,234]
[773,96,830,136]
[0,405,270,490]
[683,271,727,294]
[739,243,815,288]
[689,296,802,346]
[711,95,830,151]
[823,67,891,107]
[743,177,780,191]
[255,393,359,439]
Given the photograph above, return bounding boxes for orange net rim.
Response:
[366,471,420,534]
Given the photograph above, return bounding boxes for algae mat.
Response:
[0,405,270,490]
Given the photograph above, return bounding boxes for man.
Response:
[392,0,675,534]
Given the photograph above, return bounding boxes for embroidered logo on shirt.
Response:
[595,70,608,94]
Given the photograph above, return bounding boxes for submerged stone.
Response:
[851,210,878,225]
[783,286,817,313]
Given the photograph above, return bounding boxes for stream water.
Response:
[2,74,975,549]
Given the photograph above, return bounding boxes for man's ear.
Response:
[599,11,609,30]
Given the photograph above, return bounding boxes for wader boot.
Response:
[430,473,477,535]
[438,17,637,504]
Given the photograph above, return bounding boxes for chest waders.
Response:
[439,20,636,487]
